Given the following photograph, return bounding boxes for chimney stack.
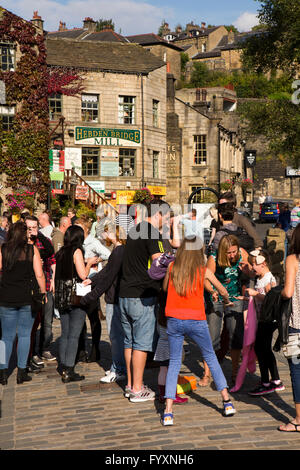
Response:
[31,11,44,31]
[228,29,235,44]
[201,22,206,30]
[58,21,67,31]
[83,17,97,32]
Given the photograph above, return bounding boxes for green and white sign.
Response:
[86,180,105,193]
[75,127,141,147]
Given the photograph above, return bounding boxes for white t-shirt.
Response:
[255,271,277,313]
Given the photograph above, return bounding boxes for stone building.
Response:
[166,76,245,207]
[46,37,167,205]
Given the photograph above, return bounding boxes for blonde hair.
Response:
[294,199,300,207]
[104,225,127,246]
[170,236,206,297]
[209,206,218,221]
[75,216,92,233]
[217,235,240,268]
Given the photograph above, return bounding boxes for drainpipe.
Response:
[141,74,145,188]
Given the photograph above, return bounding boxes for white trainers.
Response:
[129,385,156,403]
[100,371,126,383]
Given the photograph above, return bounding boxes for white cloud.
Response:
[0,0,172,35]
[233,11,259,32]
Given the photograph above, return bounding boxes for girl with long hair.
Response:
[0,221,46,385]
[161,236,236,426]
[55,225,97,383]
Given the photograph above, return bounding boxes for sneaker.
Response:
[124,385,132,398]
[271,381,285,392]
[248,383,275,396]
[100,371,126,383]
[161,413,174,426]
[223,400,236,417]
[129,385,156,403]
[32,356,44,367]
[41,351,57,362]
[27,360,42,374]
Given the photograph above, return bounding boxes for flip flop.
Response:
[277,421,300,432]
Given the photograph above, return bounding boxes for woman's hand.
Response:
[245,288,258,297]
[82,279,92,286]
[86,256,99,266]
[211,291,219,302]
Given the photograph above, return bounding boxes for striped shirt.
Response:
[115,214,134,235]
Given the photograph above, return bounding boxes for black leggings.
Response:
[254,322,280,384]
[77,304,101,359]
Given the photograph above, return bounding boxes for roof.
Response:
[173,26,221,41]
[126,33,183,51]
[46,37,166,74]
[47,28,129,43]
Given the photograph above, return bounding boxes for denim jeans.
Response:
[119,297,158,352]
[206,299,244,351]
[59,307,86,367]
[165,318,228,400]
[106,303,126,375]
[288,327,300,404]
[39,292,54,354]
[0,305,34,369]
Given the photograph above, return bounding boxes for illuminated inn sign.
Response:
[75,127,141,147]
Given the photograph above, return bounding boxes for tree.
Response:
[96,18,115,31]
[157,19,167,37]
[190,62,210,87]
[242,0,300,76]
[224,25,239,33]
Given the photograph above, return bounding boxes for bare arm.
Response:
[73,248,93,280]
[33,245,46,294]
[204,255,216,294]
[281,254,298,298]
[205,268,230,303]
[169,215,182,249]
[162,263,172,292]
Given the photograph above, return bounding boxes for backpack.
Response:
[220,226,255,252]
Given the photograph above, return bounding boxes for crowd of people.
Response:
[0,192,299,433]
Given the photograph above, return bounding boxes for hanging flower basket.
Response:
[132,187,153,204]
[6,191,35,213]
[220,180,233,191]
[240,178,253,191]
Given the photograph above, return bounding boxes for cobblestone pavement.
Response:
[1,312,300,451]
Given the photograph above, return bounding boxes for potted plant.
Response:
[240,178,253,200]
[132,187,153,204]
[220,180,233,191]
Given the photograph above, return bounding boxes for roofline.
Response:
[46,63,157,76]
[175,97,210,120]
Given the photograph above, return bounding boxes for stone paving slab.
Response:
[1,315,300,451]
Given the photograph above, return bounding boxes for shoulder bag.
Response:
[282,333,300,359]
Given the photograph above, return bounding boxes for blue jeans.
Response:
[119,297,158,352]
[206,300,244,351]
[165,318,228,400]
[0,305,34,369]
[106,303,126,375]
[288,327,300,404]
[59,308,86,367]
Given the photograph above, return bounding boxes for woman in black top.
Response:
[0,221,46,385]
[55,225,96,383]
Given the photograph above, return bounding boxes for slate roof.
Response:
[46,37,166,74]
[126,33,183,51]
[47,28,129,43]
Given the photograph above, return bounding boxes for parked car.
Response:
[259,201,282,223]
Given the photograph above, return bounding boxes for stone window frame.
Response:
[0,105,15,131]
[190,185,204,203]
[118,95,135,125]
[119,148,136,177]
[193,134,207,165]
[81,93,99,123]
[82,147,99,177]
[49,93,62,121]
[0,42,15,72]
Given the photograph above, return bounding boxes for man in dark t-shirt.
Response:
[119,199,170,403]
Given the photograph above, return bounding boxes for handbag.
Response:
[282,333,300,359]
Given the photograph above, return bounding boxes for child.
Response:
[246,249,285,396]
[162,236,237,426]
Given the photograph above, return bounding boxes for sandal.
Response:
[278,421,300,432]
[198,375,211,387]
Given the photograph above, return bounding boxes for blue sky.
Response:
[1,0,261,35]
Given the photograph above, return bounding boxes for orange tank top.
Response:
[165,264,206,321]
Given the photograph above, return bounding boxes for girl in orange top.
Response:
[161,236,237,426]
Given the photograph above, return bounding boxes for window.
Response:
[191,186,203,203]
[194,135,207,165]
[153,100,159,127]
[0,106,15,131]
[81,94,99,122]
[0,43,15,71]
[82,147,99,176]
[153,151,159,178]
[118,96,135,124]
[49,93,62,120]
[202,43,207,53]
[119,149,135,176]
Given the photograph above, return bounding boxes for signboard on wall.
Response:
[86,180,105,193]
[65,147,82,175]
[101,161,119,177]
[49,149,64,172]
[74,127,141,147]
[245,150,256,168]
[75,184,89,200]
[286,167,300,177]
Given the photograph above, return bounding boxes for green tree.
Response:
[190,62,211,87]
[96,18,115,31]
[224,25,239,33]
[242,0,300,75]
[158,19,166,37]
